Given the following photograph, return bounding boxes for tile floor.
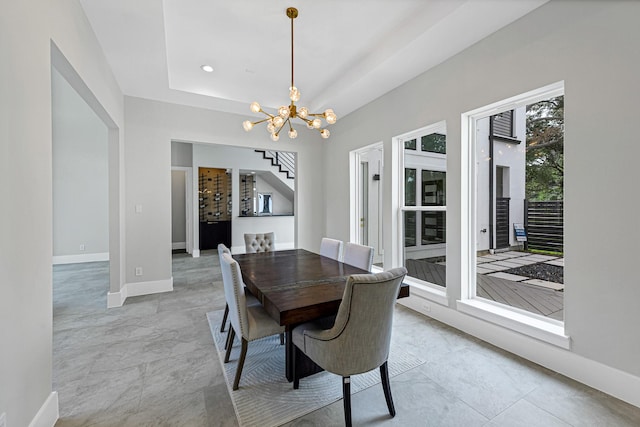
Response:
[52,251,639,426]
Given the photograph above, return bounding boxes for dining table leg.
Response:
[285,327,294,382]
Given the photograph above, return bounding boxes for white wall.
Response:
[52,67,109,262]
[322,0,640,403]
[1,0,125,425]
[124,96,324,286]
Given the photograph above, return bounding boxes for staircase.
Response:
[255,150,295,179]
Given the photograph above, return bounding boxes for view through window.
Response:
[474,95,564,320]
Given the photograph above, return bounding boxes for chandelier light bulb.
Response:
[242,120,254,132]
[298,107,308,119]
[288,128,298,139]
[289,87,301,102]
[312,118,322,129]
[250,102,261,113]
[271,132,280,142]
[320,129,330,139]
[324,109,337,124]
[278,105,290,118]
[267,122,275,134]
[273,116,284,127]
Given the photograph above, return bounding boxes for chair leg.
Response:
[224,328,235,363]
[220,304,229,333]
[224,326,233,350]
[342,376,352,427]
[380,361,396,417]
[232,338,249,391]
[280,333,285,345]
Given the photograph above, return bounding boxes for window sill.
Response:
[457,298,570,349]
[403,277,449,307]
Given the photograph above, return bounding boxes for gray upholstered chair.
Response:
[217,244,259,350]
[220,252,285,390]
[319,237,343,261]
[291,267,407,426]
[244,232,275,253]
[342,242,375,271]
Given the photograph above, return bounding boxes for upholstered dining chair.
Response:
[342,242,375,271]
[319,237,343,261]
[220,252,286,390]
[291,267,408,426]
[244,232,275,253]
[217,244,259,350]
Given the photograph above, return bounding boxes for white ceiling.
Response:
[80,0,549,119]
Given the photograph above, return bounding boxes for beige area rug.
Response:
[206,310,425,427]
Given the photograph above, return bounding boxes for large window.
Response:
[400,122,447,288]
[458,82,567,347]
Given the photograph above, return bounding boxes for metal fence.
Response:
[524,200,563,253]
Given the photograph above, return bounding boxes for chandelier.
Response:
[242,7,337,141]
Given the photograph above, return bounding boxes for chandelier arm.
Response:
[252,117,272,126]
[275,117,289,136]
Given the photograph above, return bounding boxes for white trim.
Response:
[172,241,186,250]
[107,277,173,308]
[52,252,109,265]
[107,287,127,308]
[398,298,640,409]
[459,82,565,319]
[28,391,58,427]
[457,298,569,349]
[192,249,201,258]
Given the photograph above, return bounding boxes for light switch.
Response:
[135,204,143,213]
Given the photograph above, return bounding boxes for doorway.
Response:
[350,143,383,267]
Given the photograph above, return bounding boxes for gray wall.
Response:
[124,96,324,285]
[1,1,125,425]
[52,67,109,260]
[323,0,640,380]
[171,170,187,246]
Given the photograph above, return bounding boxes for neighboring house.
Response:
[476,108,527,253]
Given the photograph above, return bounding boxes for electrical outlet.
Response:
[135,267,143,276]
[79,244,85,251]
[0,412,7,427]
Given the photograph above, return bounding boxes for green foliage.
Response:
[526,96,564,201]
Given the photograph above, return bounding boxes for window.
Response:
[399,122,447,288]
[458,82,567,348]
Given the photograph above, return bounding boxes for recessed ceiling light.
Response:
[201,65,214,73]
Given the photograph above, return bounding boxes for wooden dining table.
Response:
[234,248,410,381]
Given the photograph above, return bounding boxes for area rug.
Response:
[206,310,425,427]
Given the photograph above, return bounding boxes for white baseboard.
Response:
[398,295,640,409]
[28,391,58,427]
[172,241,186,250]
[52,252,109,265]
[107,277,173,308]
[192,249,200,258]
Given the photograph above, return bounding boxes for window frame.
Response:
[459,81,569,348]
[395,121,449,302]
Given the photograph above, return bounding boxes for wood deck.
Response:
[405,259,563,320]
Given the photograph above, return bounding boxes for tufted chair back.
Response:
[244,232,275,253]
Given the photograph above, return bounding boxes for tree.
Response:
[526,96,564,200]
